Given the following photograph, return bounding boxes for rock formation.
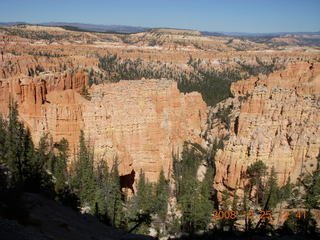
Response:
[206,62,320,195]
[0,75,207,182]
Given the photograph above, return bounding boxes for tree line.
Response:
[95,54,283,106]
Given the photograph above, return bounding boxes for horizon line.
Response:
[0,21,319,35]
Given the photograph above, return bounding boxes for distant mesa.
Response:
[150,28,202,36]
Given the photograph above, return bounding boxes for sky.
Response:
[0,0,319,33]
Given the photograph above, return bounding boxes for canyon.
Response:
[1,24,320,190]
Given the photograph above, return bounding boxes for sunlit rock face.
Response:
[207,62,320,195]
[0,76,207,182]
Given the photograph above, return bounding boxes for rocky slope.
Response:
[205,62,320,195]
[0,193,154,240]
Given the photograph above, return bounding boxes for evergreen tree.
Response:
[2,100,52,192]
[0,116,7,163]
[264,166,280,209]
[242,187,253,233]
[93,159,111,223]
[71,130,95,210]
[154,169,169,222]
[281,210,317,235]
[128,169,155,234]
[134,170,154,213]
[228,191,239,232]
[218,190,231,230]
[246,160,268,206]
[280,176,292,201]
[36,133,50,170]
[305,153,320,209]
[106,158,123,227]
[4,99,24,183]
[173,142,214,233]
[53,138,69,194]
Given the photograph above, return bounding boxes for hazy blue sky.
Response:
[1,0,319,33]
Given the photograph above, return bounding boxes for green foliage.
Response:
[93,159,109,221]
[97,53,240,106]
[238,57,283,77]
[247,160,268,182]
[281,210,317,235]
[280,176,293,201]
[242,189,253,232]
[173,141,214,233]
[0,101,81,212]
[97,54,283,107]
[173,142,203,202]
[246,160,268,206]
[0,116,8,163]
[298,152,320,210]
[178,68,241,106]
[71,130,96,209]
[229,192,239,231]
[4,99,25,183]
[263,166,281,209]
[2,99,53,192]
[305,153,320,209]
[127,170,155,234]
[80,84,91,100]
[88,69,97,87]
[67,131,125,228]
[154,169,169,221]
[53,138,69,194]
[106,158,123,227]
[215,106,232,129]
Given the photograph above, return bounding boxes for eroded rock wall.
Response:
[207,62,320,194]
[0,76,207,182]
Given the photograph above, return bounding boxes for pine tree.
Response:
[305,153,320,209]
[2,100,52,192]
[173,142,213,233]
[242,186,253,233]
[264,166,280,209]
[106,158,123,227]
[154,169,169,221]
[53,138,69,194]
[36,133,50,170]
[0,116,7,163]
[280,176,292,201]
[70,130,95,210]
[4,99,23,183]
[228,191,239,231]
[22,127,41,191]
[246,160,268,206]
[128,169,155,234]
[134,170,154,213]
[33,133,55,193]
[5,101,40,189]
[94,159,109,223]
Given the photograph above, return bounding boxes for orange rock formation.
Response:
[211,62,320,194]
[0,75,207,182]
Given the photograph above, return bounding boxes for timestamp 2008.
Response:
[211,209,307,220]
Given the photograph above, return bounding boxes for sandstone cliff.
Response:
[205,62,320,195]
[0,76,207,182]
